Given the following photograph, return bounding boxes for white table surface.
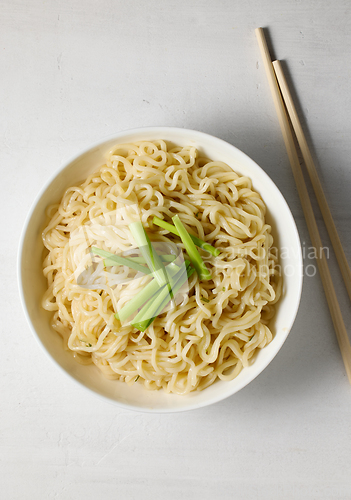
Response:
[2,1,351,498]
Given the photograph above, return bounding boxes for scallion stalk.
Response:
[105,253,175,266]
[153,216,220,257]
[115,260,184,323]
[91,247,150,275]
[132,265,195,332]
[129,221,168,287]
[172,215,211,281]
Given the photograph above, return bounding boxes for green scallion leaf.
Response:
[172,215,211,281]
[91,247,150,275]
[132,265,195,332]
[115,260,184,323]
[129,221,168,287]
[153,216,220,257]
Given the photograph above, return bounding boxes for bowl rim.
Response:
[18,126,303,412]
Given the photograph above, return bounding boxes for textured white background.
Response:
[2,1,351,498]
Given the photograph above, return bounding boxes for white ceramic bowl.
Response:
[18,127,303,412]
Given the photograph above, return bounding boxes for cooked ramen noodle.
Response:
[42,140,282,395]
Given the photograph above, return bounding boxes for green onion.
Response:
[104,253,175,267]
[115,260,185,323]
[132,265,195,332]
[153,216,220,257]
[79,339,92,346]
[201,297,210,303]
[129,221,168,286]
[91,247,150,275]
[131,265,188,326]
[172,215,211,281]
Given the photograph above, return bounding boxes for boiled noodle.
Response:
[42,140,282,395]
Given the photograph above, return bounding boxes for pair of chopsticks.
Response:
[255,27,351,383]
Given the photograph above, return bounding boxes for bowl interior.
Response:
[19,127,303,412]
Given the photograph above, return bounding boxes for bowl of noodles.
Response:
[18,127,303,412]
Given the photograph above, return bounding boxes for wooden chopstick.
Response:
[272,59,351,302]
[255,27,351,383]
